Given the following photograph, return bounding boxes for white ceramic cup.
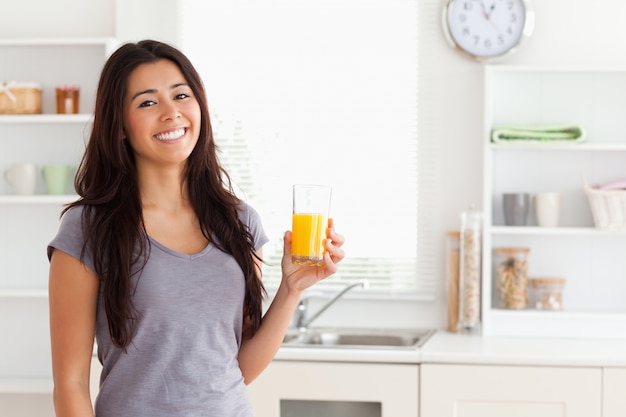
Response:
[3,163,37,195]
[535,192,561,227]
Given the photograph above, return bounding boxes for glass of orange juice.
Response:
[292,184,332,266]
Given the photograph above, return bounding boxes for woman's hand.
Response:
[280,218,345,294]
[239,219,344,383]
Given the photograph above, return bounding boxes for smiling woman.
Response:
[180,0,427,297]
[122,60,201,167]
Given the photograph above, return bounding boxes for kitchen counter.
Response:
[274,342,421,364]
[274,329,626,367]
[421,331,626,368]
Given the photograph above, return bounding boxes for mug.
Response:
[42,164,70,195]
[535,192,561,227]
[3,163,37,195]
[502,193,530,226]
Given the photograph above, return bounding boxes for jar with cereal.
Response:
[494,247,529,309]
[458,206,482,331]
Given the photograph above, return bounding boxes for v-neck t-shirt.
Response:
[47,202,269,417]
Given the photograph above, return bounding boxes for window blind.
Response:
[180,0,433,298]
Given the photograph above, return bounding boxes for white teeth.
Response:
[155,128,185,141]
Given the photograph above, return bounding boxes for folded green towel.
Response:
[491,124,586,144]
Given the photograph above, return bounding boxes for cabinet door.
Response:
[247,361,418,417]
[603,368,626,417]
[421,364,601,417]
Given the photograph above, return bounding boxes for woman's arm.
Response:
[49,249,100,417]
[238,221,345,384]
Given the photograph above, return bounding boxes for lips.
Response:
[155,127,186,141]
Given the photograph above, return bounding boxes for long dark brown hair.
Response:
[64,40,265,348]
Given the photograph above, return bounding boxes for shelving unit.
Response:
[481,66,626,339]
[0,37,116,411]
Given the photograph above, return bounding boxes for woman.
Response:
[47,40,344,417]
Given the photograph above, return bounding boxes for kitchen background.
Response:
[4,0,626,416]
[3,0,626,336]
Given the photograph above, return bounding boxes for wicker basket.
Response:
[0,82,42,114]
[584,177,626,231]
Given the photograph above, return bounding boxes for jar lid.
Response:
[530,277,566,286]
[494,247,530,253]
[446,230,461,237]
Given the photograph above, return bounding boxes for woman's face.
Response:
[123,59,201,169]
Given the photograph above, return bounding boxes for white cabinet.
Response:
[247,360,419,417]
[603,368,626,417]
[0,37,115,413]
[482,67,626,339]
[421,363,602,417]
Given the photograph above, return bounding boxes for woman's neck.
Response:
[136,163,190,212]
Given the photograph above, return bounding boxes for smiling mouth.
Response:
[155,128,186,141]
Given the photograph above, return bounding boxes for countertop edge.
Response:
[274,330,626,367]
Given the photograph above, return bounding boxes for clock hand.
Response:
[480,0,490,19]
[480,0,503,35]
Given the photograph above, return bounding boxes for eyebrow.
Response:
[130,83,189,101]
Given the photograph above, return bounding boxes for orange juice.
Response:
[291,213,327,265]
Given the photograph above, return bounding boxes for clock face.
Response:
[443,0,533,61]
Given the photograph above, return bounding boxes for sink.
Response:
[282,328,434,349]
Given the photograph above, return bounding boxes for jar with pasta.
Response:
[494,247,529,309]
[458,206,482,331]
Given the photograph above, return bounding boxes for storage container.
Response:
[445,231,460,332]
[0,82,42,114]
[494,247,529,309]
[530,278,566,310]
[458,207,482,331]
[584,177,626,231]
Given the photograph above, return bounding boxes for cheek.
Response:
[123,112,145,141]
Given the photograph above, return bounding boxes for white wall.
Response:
[3,0,626,330]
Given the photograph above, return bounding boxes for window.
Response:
[180,0,432,297]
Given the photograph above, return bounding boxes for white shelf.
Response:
[0,289,47,298]
[0,37,116,51]
[486,309,626,340]
[489,308,626,320]
[0,114,92,124]
[0,377,52,394]
[489,143,626,152]
[489,226,626,236]
[0,195,77,205]
[482,66,626,340]
[0,35,112,401]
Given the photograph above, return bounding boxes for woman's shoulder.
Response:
[236,200,261,225]
[61,204,86,222]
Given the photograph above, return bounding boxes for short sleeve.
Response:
[239,203,269,251]
[47,205,96,273]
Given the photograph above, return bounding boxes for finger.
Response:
[283,230,293,256]
[328,229,345,247]
[323,250,339,274]
[326,239,345,262]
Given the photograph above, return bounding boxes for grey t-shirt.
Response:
[48,203,269,417]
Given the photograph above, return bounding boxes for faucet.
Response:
[295,280,369,332]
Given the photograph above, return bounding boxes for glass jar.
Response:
[445,231,460,332]
[458,207,482,331]
[55,85,80,114]
[530,278,566,310]
[494,247,529,309]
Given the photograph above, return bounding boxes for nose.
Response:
[160,99,181,121]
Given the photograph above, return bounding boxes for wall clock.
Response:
[442,0,535,62]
